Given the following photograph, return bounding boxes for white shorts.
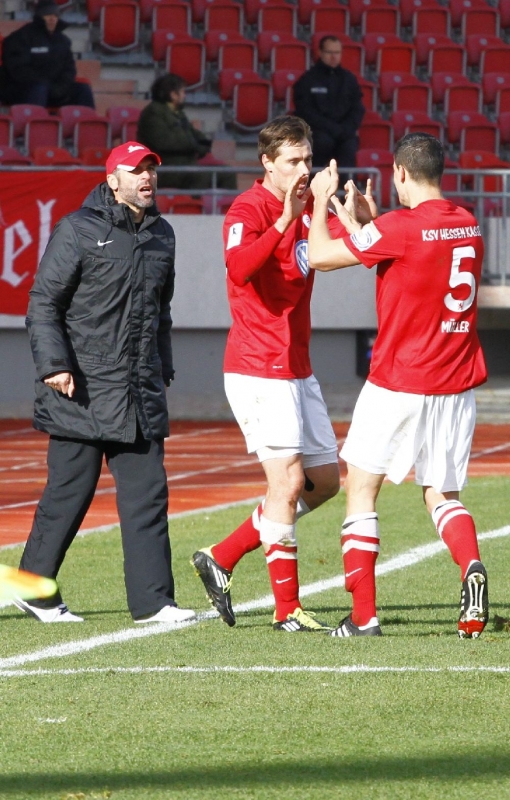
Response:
[224,373,338,467]
[340,381,476,492]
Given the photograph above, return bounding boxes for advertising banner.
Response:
[0,170,101,325]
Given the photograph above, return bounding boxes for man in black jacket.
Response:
[0,0,94,108]
[293,35,364,169]
[14,141,196,625]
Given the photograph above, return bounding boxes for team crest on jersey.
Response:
[350,221,382,252]
[302,213,311,229]
[295,239,309,276]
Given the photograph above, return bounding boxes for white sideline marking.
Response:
[0,524,509,670]
[3,665,510,679]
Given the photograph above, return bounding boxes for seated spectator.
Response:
[137,73,236,191]
[0,0,95,109]
[293,35,364,169]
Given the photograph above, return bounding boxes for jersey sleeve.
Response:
[223,199,284,287]
[343,212,405,268]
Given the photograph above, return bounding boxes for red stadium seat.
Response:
[25,118,62,156]
[74,118,111,157]
[480,46,510,76]
[393,82,432,114]
[205,31,254,62]
[361,6,400,35]
[106,107,142,140]
[191,0,239,23]
[466,35,508,68]
[427,43,466,75]
[450,0,490,27]
[497,111,510,144]
[379,72,425,104]
[0,145,32,164]
[459,150,508,192]
[400,0,442,28]
[244,0,287,25]
[443,82,482,115]
[482,73,510,106]
[461,9,500,39]
[32,146,81,165]
[9,104,51,138]
[310,6,350,35]
[359,77,377,111]
[447,111,498,151]
[364,35,415,72]
[431,72,476,105]
[496,87,510,115]
[271,69,304,102]
[219,67,260,100]
[80,146,112,165]
[414,33,453,65]
[412,7,451,36]
[218,38,258,70]
[358,111,393,150]
[349,0,391,28]
[165,38,206,90]
[356,148,394,208]
[57,105,101,139]
[257,32,306,66]
[391,110,443,140]
[0,114,13,147]
[232,80,273,131]
[500,0,510,29]
[99,1,139,52]
[205,2,244,31]
[152,1,192,33]
[259,3,297,35]
[297,0,348,26]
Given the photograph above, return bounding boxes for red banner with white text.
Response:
[0,170,101,324]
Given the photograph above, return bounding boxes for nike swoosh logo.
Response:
[97,240,113,246]
[275,577,292,584]
[345,567,363,578]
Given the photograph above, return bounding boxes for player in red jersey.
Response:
[307,133,489,639]
[191,116,345,633]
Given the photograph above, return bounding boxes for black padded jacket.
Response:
[26,182,175,442]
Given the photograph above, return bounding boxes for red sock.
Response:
[432,501,480,579]
[210,503,262,572]
[265,542,300,621]
[341,513,380,627]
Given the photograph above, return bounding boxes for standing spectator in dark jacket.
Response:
[0,0,95,108]
[293,35,364,169]
[13,142,196,626]
[137,73,236,191]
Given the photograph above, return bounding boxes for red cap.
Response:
[106,141,161,175]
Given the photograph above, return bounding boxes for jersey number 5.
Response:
[444,245,476,313]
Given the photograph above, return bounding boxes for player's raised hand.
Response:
[310,159,339,200]
[343,179,378,224]
[285,171,312,218]
[329,194,359,233]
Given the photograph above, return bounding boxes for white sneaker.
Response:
[13,597,84,622]
[133,604,197,624]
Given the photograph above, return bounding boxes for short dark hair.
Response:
[394,133,444,185]
[258,115,312,162]
[319,35,341,51]
[151,73,186,103]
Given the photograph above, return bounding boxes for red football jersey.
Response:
[344,199,487,394]
[223,179,344,379]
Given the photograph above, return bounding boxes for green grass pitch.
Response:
[1,477,510,800]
